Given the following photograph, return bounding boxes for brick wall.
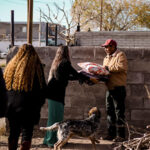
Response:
[7,46,150,128]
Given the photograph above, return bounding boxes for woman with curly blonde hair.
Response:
[4,44,46,150]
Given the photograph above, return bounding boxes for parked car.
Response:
[0,52,7,59]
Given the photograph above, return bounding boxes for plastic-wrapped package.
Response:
[77,62,109,75]
[77,62,109,84]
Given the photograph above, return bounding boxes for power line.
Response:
[4,0,54,5]
[20,0,53,4]
[4,0,26,5]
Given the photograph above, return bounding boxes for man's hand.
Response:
[90,78,99,84]
[105,66,109,71]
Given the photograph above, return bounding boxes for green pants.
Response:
[43,99,64,147]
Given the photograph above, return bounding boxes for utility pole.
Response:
[10,10,14,47]
[77,14,80,32]
[39,9,41,46]
[46,22,48,46]
[55,25,57,46]
[100,0,103,31]
[27,0,33,44]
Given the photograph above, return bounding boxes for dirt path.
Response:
[0,135,114,150]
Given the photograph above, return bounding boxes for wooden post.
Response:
[55,25,57,46]
[77,14,80,32]
[10,10,14,47]
[27,0,33,44]
[100,0,103,31]
[39,9,41,46]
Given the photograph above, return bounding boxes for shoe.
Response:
[103,135,115,141]
[113,136,125,142]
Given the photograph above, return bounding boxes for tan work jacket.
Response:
[103,50,128,90]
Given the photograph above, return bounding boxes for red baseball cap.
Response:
[101,39,117,47]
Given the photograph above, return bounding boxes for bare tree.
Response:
[39,0,78,46]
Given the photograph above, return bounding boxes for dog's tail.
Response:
[40,122,59,131]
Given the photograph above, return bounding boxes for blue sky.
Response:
[0,0,73,25]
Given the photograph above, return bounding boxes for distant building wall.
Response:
[0,22,45,40]
[0,40,65,52]
[75,31,150,48]
[7,46,150,129]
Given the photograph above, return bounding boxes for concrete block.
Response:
[130,84,147,97]
[41,100,48,118]
[126,85,131,97]
[65,96,71,107]
[131,110,150,120]
[64,107,84,120]
[123,48,142,60]
[83,83,106,98]
[95,96,106,107]
[128,61,150,73]
[144,99,150,109]
[125,110,131,121]
[95,47,106,60]
[125,96,144,109]
[36,46,57,58]
[99,108,107,120]
[71,46,94,59]
[127,72,144,84]
[70,96,97,108]
[144,73,150,84]
[129,120,149,128]
[66,82,85,97]
[142,49,150,60]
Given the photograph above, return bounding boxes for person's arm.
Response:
[0,68,6,92]
[67,62,79,80]
[65,61,90,83]
[0,67,7,117]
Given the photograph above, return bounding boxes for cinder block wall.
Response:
[75,31,150,48]
[7,46,150,129]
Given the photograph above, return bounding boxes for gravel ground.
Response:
[0,135,114,150]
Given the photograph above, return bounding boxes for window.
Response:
[22,26,26,33]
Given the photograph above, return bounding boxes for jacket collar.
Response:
[106,49,119,58]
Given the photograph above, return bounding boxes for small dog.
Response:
[40,107,101,150]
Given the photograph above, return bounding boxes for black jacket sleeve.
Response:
[0,68,7,118]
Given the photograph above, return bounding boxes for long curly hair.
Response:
[48,46,70,81]
[4,44,45,92]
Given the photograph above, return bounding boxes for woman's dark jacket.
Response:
[6,70,46,125]
[0,68,7,118]
[47,60,84,105]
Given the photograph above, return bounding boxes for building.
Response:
[0,21,66,52]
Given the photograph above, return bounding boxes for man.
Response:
[102,39,128,142]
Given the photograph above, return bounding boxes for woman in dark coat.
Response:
[4,44,46,150]
[43,46,88,147]
[0,67,7,118]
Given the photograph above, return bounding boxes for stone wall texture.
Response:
[8,46,150,129]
